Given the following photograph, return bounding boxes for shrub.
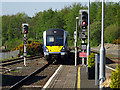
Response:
[11,42,43,56]
[11,43,24,54]
[110,64,120,88]
[27,42,43,55]
[88,53,95,68]
[113,37,120,44]
[105,24,119,43]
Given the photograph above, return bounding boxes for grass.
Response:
[106,54,116,58]
[0,54,32,62]
[10,70,19,73]
[0,57,18,62]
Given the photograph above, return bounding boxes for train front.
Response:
[43,28,67,60]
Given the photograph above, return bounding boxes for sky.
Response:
[1,0,120,17]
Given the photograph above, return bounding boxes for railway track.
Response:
[91,49,119,73]
[107,57,120,64]
[91,48,120,63]
[2,57,60,90]
[1,55,43,66]
[1,50,118,89]
[8,63,50,90]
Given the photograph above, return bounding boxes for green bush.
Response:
[104,24,120,43]
[88,53,95,68]
[11,42,43,56]
[110,64,120,88]
[5,39,23,50]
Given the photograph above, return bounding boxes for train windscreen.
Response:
[47,36,63,46]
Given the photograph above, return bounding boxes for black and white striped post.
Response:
[22,23,29,66]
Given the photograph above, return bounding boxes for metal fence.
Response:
[0,50,19,60]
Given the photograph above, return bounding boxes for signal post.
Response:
[79,10,88,66]
[22,23,28,66]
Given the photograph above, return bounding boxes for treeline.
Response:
[1,2,120,50]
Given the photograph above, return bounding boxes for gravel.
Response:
[2,56,59,89]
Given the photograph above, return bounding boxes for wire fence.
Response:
[0,50,19,60]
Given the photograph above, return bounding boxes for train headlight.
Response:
[46,48,49,52]
[45,47,49,52]
[61,47,65,52]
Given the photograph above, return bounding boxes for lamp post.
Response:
[99,0,106,88]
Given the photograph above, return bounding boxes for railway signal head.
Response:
[79,10,88,31]
[22,23,29,34]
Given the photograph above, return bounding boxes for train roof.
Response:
[46,28,66,32]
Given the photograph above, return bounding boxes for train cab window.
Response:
[47,36,54,46]
[55,37,63,46]
[47,36,63,46]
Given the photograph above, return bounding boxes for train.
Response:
[43,28,68,61]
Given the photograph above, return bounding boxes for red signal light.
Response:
[24,30,27,34]
[82,22,86,25]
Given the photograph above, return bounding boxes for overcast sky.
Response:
[1,0,120,17]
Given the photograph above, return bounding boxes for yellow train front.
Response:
[43,28,68,61]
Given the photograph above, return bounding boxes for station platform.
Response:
[43,65,99,89]
[80,67,98,89]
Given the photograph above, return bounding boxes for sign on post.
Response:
[81,43,87,50]
[79,52,87,57]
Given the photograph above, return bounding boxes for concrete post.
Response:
[99,0,106,88]
[95,54,98,86]
[87,0,91,72]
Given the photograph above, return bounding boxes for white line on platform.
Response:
[105,65,116,71]
[42,65,62,90]
[22,85,42,87]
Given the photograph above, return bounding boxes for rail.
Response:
[9,63,50,90]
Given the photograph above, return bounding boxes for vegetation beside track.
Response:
[1,2,120,50]
[110,64,120,88]
[11,42,43,56]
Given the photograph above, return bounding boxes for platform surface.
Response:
[80,67,99,89]
[47,65,77,88]
[46,65,99,89]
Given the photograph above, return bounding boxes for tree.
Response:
[96,2,102,22]
[90,21,101,46]
[90,2,98,23]
[104,24,120,43]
